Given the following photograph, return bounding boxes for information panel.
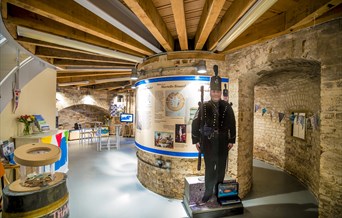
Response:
[135,75,229,157]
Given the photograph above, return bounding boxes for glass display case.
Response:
[13,143,61,188]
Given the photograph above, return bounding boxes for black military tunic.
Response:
[191,99,236,200]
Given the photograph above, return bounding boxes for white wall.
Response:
[0,68,57,140]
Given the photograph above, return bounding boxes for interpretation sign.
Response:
[135,75,228,157]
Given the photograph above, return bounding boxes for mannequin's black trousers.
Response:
[202,136,228,199]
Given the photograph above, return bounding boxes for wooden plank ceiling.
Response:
[1,0,341,92]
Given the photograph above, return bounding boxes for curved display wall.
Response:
[134,52,229,199]
[135,75,229,158]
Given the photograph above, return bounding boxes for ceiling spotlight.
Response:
[131,83,136,89]
[196,60,207,74]
[130,68,138,80]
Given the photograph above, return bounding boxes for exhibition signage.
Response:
[135,75,229,157]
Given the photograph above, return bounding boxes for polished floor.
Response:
[67,136,318,218]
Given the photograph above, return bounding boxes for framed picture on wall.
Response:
[292,112,306,140]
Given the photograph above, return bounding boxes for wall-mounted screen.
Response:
[120,113,134,123]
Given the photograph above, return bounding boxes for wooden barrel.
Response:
[2,173,69,218]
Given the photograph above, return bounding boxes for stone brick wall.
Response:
[137,150,202,199]
[226,18,341,217]
[317,19,342,218]
[56,87,110,111]
[254,69,320,196]
[58,104,110,129]
[56,87,112,129]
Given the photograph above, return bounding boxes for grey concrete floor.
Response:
[67,136,318,218]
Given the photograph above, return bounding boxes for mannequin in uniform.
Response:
[191,65,236,203]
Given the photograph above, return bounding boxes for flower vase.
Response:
[23,124,31,135]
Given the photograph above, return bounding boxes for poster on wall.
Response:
[175,124,186,143]
[135,75,229,158]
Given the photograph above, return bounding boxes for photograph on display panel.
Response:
[154,131,174,149]
[175,124,186,143]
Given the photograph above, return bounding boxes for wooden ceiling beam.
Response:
[4,8,144,57]
[91,81,130,90]
[57,72,130,79]
[53,59,135,67]
[207,0,257,51]
[194,0,226,50]
[6,0,154,56]
[57,75,130,84]
[223,0,342,53]
[123,0,174,51]
[1,0,8,19]
[285,0,342,30]
[35,47,134,64]
[170,0,188,50]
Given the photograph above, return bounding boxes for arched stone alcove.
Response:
[59,104,110,129]
[253,58,321,197]
[227,19,341,217]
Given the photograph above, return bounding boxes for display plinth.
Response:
[183,176,243,218]
[2,173,69,218]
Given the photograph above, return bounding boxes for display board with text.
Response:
[135,75,228,157]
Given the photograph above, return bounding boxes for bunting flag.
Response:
[13,88,21,113]
[310,114,318,130]
[269,111,274,120]
[262,108,267,116]
[255,104,260,112]
[315,114,320,126]
[289,114,296,124]
[55,132,63,146]
[278,113,285,123]
[253,104,321,132]
[41,135,53,144]
[41,130,68,173]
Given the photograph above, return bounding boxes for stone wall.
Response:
[56,87,111,111]
[58,104,110,129]
[317,19,342,218]
[56,87,135,130]
[227,18,341,217]
[137,150,202,198]
[254,68,321,196]
[56,87,112,129]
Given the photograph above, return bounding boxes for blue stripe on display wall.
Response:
[135,141,198,158]
[135,75,229,87]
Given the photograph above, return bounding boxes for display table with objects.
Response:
[2,143,69,218]
[182,176,243,218]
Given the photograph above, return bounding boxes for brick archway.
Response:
[58,104,110,129]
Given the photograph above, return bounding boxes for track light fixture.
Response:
[196,60,207,74]
[131,82,136,89]
[130,68,138,80]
